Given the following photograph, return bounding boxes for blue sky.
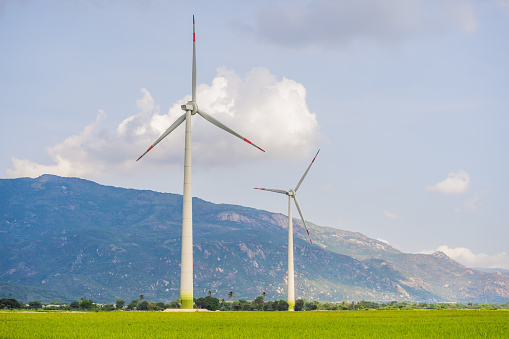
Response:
[1,0,508,269]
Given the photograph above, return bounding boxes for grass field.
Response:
[1,310,508,338]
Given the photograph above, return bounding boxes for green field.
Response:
[1,310,508,338]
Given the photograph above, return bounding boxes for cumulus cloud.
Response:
[425,170,470,195]
[7,67,319,179]
[420,245,509,270]
[384,211,400,220]
[253,0,477,49]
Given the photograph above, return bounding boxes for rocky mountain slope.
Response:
[1,175,508,303]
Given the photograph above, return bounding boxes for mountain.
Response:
[1,175,508,303]
[474,268,509,276]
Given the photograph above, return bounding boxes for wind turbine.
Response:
[137,16,265,309]
[254,149,319,311]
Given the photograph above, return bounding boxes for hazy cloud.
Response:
[320,183,332,191]
[420,245,509,270]
[7,67,319,179]
[384,211,400,220]
[496,0,509,12]
[425,170,470,195]
[253,0,477,49]
[455,193,481,214]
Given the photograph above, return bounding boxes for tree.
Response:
[208,290,212,297]
[295,299,305,311]
[304,301,318,311]
[138,300,149,310]
[195,296,220,311]
[274,300,289,311]
[28,301,43,309]
[323,302,336,310]
[168,300,180,309]
[220,299,227,310]
[0,298,22,309]
[102,304,115,311]
[252,296,264,311]
[264,301,274,311]
[116,299,125,310]
[139,294,144,301]
[232,299,251,311]
[228,291,235,310]
[70,301,80,309]
[126,300,139,310]
[79,298,95,310]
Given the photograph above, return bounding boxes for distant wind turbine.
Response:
[137,16,264,309]
[254,150,319,311]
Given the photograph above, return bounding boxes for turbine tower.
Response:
[254,150,319,311]
[137,16,264,309]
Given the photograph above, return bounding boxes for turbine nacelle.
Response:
[288,190,295,197]
[181,101,198,115]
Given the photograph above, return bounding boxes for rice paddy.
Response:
[1,309,508,338]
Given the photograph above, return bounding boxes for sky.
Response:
[1,0,508,269]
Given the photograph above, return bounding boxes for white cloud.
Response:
[384,211,400,220]
[377,238,390,245]
[420,245,509,270]
[8,111,108,178]
[253,0,478,49]
[7,67,319,179]
[425,170,470,195]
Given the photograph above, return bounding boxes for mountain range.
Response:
[1,175,508,303]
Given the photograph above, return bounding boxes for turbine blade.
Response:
[192,15,196,103]
[197,109,265,152]
[294,149,320,192]
[136,113,187,161]
[254,188,288,195]
[293,196,312,244]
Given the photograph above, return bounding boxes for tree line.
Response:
[2,296,508,311]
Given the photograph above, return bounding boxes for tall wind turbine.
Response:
[254,150,319,311]
[137,16,264,309]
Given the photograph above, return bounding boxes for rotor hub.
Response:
[181,101,198,115]
[288,190,295,197]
